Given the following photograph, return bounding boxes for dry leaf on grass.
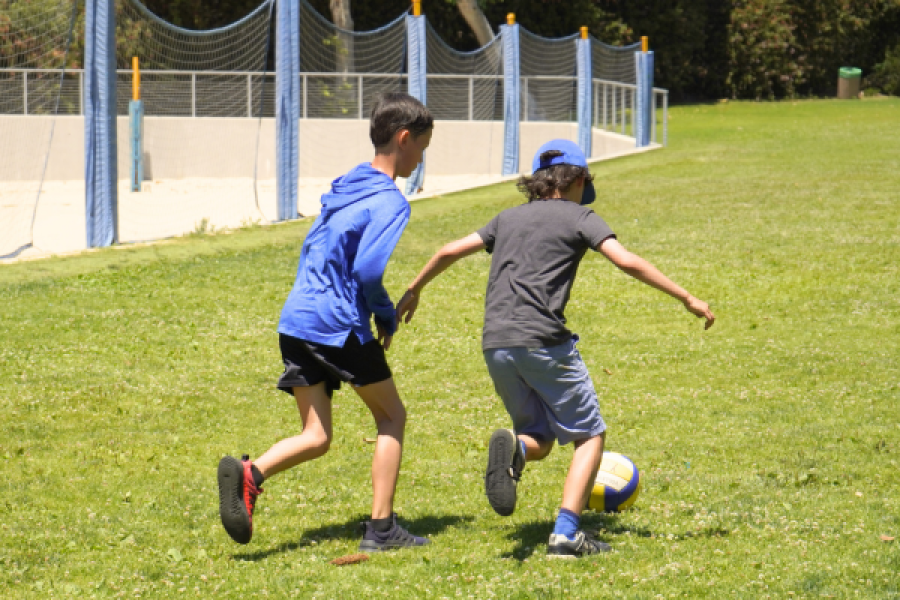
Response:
[364,437,377,443]
[330,553,370,566]
[880,535,895,542]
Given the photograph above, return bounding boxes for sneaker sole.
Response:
[546,541,612,558]
[217,456,252,544]
[485,429,517,517]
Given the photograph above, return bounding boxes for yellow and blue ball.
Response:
[588,452,641,512]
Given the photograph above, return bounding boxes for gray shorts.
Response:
[483,336,606,446]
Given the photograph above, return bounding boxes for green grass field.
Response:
[2,99,899,599]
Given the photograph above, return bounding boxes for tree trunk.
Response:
[329,0,355,74]
[329,0,355,113]
[457,0,494,47]
[329,0,353,31]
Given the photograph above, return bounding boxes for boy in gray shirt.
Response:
[397,139,714,557]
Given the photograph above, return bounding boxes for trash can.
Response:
[837,67,861,99]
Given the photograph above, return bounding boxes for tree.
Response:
[329,0,353,30]
[456,0,493,47]
[328,0,354,75]
[142,0,263,30]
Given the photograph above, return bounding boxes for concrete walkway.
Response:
[1,142,658,264]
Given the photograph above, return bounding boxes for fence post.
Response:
[634,37,654,147]
[522,77,528,122]
[501,14,520,175]
[84,0,118,248]
[405,8,427,194]
[576,28,592,157]
[247,73,252,118]
[191,73,196,117]
[23,71,28,115]
[631,87,635,136]
[358,74,363,119]
[602,83,607,129]
[611,84,616,130]
[302,73,307,119]
[276,0,301,221]
[468,76,474,121]
[129,57,144,192]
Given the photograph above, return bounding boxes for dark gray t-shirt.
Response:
[477,199,615,351]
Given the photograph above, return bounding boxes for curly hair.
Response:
[516,150,594,201]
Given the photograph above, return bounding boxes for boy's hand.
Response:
[376,319,393,351]
[396,289,420,326]
[684,295,715,329]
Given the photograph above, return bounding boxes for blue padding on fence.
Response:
[501,24,519,176]
[405,14,426,196]
[276,0,300,220]
[635,51,654,148]
[576,38,592,158]
[84,0,117,248]
[129,100,144,192]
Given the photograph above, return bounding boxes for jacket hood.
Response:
[321,163,398,217]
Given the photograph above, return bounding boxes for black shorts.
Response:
[276,333,392,397]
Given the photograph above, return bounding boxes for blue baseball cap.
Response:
[531,139,596,205]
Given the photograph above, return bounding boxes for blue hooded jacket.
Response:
[278,163,410,347]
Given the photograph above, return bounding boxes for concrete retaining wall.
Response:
[1,116,639,182]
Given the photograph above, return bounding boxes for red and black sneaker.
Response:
[217,455,263,544]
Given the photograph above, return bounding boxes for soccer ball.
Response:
[588,452,641,512]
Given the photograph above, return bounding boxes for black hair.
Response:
[517,150,594,201]
[369,92,434,148]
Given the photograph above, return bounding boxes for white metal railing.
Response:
[591,79,668,146]
[2,68,668,144]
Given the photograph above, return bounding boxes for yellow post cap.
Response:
[412,0,420,17]
[641,36,649,52]
[507,13,515,25]
[580,26,588,39]
[132,56,140,101]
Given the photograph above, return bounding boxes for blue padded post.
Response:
[276,0,300,220]
[129,100,144,192]
[501,23,520,176]
[84,0,117,247]
[635,51,654,147]
[405,14,427,196]
[576,37,592,157]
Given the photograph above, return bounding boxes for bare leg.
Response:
[560,432,605,514]
[518,433,554,461]
[253,382,333,479]
[354,378,406,520]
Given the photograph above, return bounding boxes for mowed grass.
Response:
[2,98,899,599]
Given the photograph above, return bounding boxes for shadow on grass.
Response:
[232,513,473,562]
[501,513,730,561]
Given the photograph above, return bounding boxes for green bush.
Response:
[727,0,805,99]
[868,42,900,95]
[790,0,899,96]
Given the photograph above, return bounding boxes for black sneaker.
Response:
[547,531,612,558]
[358,513,431,552]
[217,455,263,545]
[484,428,525,516]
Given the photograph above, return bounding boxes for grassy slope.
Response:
[1,99,899,598]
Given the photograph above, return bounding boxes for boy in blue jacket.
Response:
[217,93,433,552]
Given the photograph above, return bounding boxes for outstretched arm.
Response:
[598,237,715,329]
[397,232,486,326]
